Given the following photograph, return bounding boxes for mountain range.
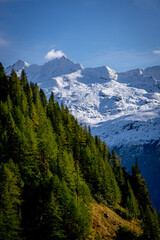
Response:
[6,57,160,210]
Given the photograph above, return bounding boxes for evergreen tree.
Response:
[9,70,23,106]
[42,191,64,240]
[20,69,28,89]
[125,181,140,218]
[0,62,8,102]
[131,160,151,209]
[39,88,47,109]
[142,206,160,240]
[0,160,23,240]
[30,82,39,104]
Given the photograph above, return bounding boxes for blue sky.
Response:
[0,0,160,71]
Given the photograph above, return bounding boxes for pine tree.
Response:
[30,82,39,104]
[143,206,160,240]
[9,70,23,106]
[0,62,8,102]
[20,69,28,88]
[0,160,23,240]
[132,160,151,209]
[37,110,57,174]
[125,181,140,218]
[42,191,65,240]
[39,88,47,109]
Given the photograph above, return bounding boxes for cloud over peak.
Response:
[45,49,66,60]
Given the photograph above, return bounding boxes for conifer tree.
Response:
[42,191,64,240]
[132,160,151,209]
[125,181,140,218]
[0,160,23,240]
[143,206,160,240]
[20,69,28,88]
[0,62,8,102]
[30,82,39,104]
[39,88,47,109]
[9,70,23,106]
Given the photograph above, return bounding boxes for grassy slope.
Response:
[91,202,142,239]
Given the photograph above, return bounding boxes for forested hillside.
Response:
[0,62,159,240]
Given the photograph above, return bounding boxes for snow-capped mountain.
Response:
[6,56,83,82]
[6,57,160,209]
[6,57,160,147]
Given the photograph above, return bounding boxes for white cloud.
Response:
[0,37,9,46]
[45,49,66,60]
[153,50,160,55]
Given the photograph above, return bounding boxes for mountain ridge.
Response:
[5,57,160,147]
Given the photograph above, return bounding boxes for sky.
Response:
[0,0,160,71]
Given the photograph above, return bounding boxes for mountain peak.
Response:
[42,56,83,76]
[5,60,30,75]
[13,60,30,68]
[143,66,160,80]
[82,65,117,81]
[57,56,84,69]
[14,59,24,64]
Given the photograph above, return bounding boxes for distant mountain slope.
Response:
[6,58,160,209]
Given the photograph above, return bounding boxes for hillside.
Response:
[0,62,160,239]
[5,57,160,210]
[91,202,142,239]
